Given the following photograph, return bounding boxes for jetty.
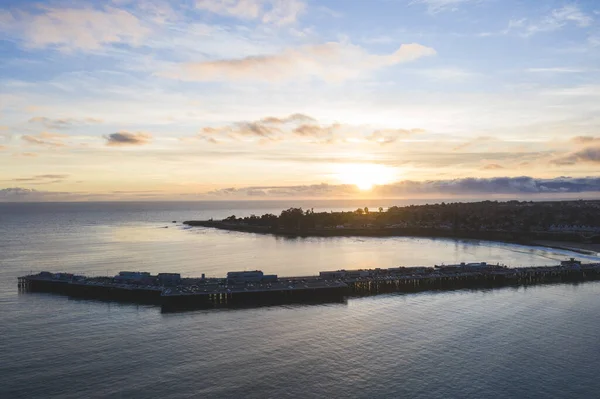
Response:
[18,259,600,311]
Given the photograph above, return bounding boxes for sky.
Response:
[1,0,600,201]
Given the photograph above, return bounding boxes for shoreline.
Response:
[530,241,600,256]
[183,220,600,257]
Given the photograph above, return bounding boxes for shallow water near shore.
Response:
[2,201,600,398]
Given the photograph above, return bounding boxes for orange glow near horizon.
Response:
[333,163,398,191]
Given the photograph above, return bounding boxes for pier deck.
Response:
[18,261,600,310]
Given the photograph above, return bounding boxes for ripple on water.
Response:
[2,203,600,398]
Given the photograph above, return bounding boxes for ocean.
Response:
[2,201,600,398]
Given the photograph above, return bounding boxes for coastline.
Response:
[183,220,600,257]
[530,241,600,256]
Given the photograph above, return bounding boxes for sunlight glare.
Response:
[333,163,398,191]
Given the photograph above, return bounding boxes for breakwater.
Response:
[18,261,600,311]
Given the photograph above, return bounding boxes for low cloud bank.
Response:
[3,176,600,202]
[0,187,76,201]
[208,176,600,198]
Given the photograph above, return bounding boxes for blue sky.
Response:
[1,0,599,200]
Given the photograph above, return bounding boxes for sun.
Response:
[356,180,374,191]
[333,163,397,191]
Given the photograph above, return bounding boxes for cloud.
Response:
[410,0,480,14]
[204,176,600,198]
[385,176,600,195]
[14,174,69,180]
[527,67,585,74]
[194,135,219,144]
[195,0,306,25]
[509,5,594,36]
[542,85,600,97]
[207,183,361,198]
[13,152,38,158]
[365,129,421,145]
[261,113,316,124]
[0,187,83,201]
[28,116,102,130]
[196,114,422,144]
[165,42,436,82]
[105,132,152,146]
[197,113,324,142]
[571,136,600,145]
[0,5,151,51]
[9,174,69,185]
[552,146,600,165]
[549,5,594,27]
[0,187,166,202]
[5,176,600,201]
[0,188,39,199]
[481,163,504,170]
[292,123,340,139]
[453,136,495,151]
[21,132,68,147]
[0,145,5,151]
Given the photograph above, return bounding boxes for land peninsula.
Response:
[184,200,600,254]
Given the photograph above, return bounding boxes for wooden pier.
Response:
[18,261,600,310]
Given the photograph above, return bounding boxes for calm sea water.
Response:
[1,201,600,398]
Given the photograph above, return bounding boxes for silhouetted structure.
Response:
[18,260,600,311]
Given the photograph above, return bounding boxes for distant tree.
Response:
[280,207,305,229]
[355,208,364,215]
[364,207,369,214]
[378,207,383,213]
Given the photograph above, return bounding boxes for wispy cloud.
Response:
[195,0,306,26]
[29,116,103,130]
[194,114,423,145]
[12,152,38,158]
[410,0,481,14]
[481,163,504,170]
[365,129,423,145]
[105,132,152,146]
[164,42,436,82]
[9,174,69,185]
[552,145,600,165]
[452,136,495,151]
[571,136,600,145]
[0,187,83,201]
[526,67,586,74]
[542,85,600,97]
[508,5,594,36]
[0,5,151,51]
[21,132,68,147]
[196,114,330,143]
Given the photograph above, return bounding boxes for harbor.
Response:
[17,258,600,310]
